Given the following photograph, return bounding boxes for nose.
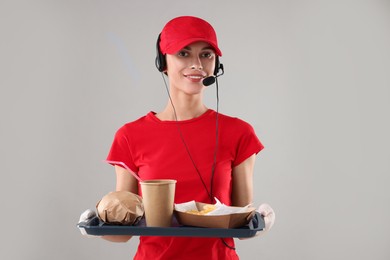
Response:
[190,56,203,70]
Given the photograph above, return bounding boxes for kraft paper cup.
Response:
[140,179,176,227]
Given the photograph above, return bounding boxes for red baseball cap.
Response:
[159,16,222,57]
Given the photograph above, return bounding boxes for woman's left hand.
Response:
[239,203,275,240]
[258,203,275,232]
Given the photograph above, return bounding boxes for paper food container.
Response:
[174,201,255,229]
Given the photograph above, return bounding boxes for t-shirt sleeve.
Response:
[233,121,264,167]
[106,125,138,173]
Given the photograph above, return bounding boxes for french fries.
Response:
[185,204,216,215]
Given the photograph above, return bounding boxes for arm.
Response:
[232,154,276,238]
[101,165,139,243]
[231,154,256,207]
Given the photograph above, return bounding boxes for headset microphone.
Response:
[202,76,216,87]
[202,63,224,87]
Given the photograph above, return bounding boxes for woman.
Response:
[101,16,275,259]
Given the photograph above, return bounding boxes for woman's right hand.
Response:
[78,209,99,238]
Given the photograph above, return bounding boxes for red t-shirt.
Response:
[107,109,264,259]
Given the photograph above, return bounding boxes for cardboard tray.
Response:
[77,212,264,238]
[174,202,256,228]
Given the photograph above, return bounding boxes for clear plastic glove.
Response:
[78,209,98,237]
[239,203,275,240]
[258,203,275,232]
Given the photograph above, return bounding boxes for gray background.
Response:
[1,0,389,259]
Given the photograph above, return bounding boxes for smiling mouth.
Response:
[185,75,205,79]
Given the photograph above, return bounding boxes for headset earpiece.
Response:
[214,56,220,76]
[155,34,166,72]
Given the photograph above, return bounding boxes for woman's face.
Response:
[165,41,216,96]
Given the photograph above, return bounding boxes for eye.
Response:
[201,52,214,59]
[177,51,189,57]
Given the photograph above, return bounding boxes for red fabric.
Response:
[159,16,222,56]
[107,109,264,259]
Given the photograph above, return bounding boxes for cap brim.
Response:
[163,38,222,56]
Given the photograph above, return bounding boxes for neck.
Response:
[157,96,208,121]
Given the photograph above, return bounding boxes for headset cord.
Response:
[210,76,219,203]
[214,77,235,250]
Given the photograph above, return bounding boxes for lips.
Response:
[184,73,207,82]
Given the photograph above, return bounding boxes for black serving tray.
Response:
[77,212,264,238]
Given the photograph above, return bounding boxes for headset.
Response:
[155,34,222,77]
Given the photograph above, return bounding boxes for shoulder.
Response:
[217,112,255,131]
[115,112,156,135]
